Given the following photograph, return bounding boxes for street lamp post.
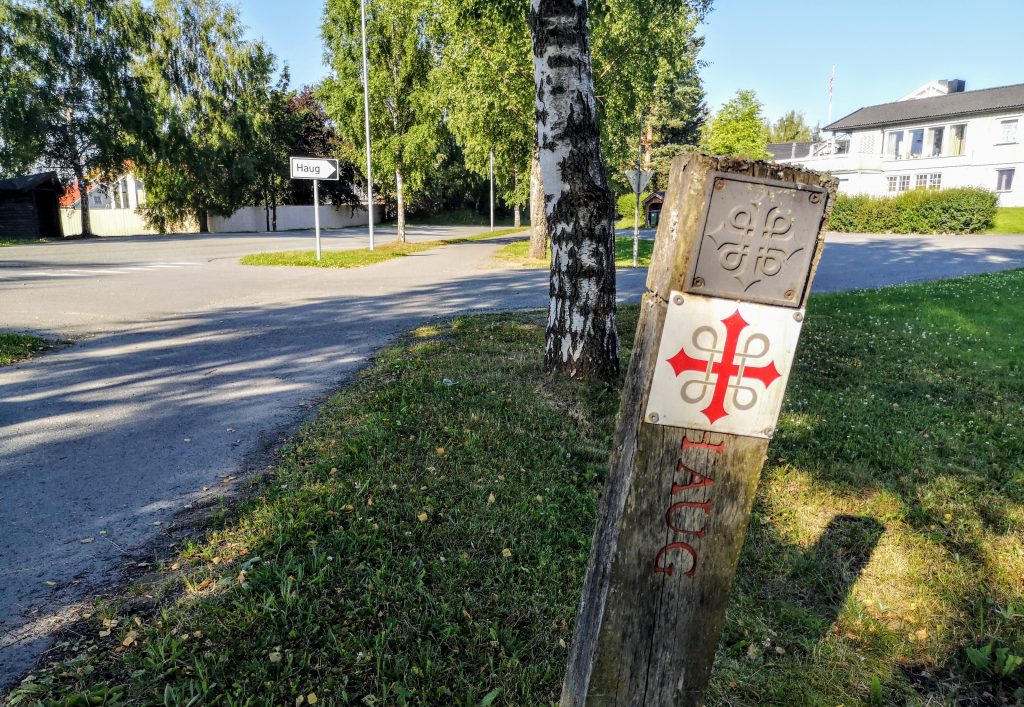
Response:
[360,0,375,251]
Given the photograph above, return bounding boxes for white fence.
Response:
[209,204,379,232]
[60,203,379,237]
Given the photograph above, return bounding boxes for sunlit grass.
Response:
[240,228,527,269]
[11,270,1024,705]
[491,236,654,269]
[0,332,45,366]
[988,207,1024,234]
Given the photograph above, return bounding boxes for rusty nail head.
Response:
[648,412,660,423]
[714,178,725,191]
[785,289,796,300]
[693,277,705,288]
[673,294,684,306]
[794,312,804,322]
[809,192,822,204]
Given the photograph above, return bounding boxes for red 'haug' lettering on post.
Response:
[665,500,711,536]
[682,437,725,455]
[654,541,698,577]
[672,461,714,495]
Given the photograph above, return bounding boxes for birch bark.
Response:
[528,143,548,260]
[530,0,619,380]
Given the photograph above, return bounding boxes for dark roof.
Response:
[0,171,62,194]
[826,83,1024,132]
[642,191,665,206]
[766,142,815,160]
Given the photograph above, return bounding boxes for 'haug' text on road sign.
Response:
[289,157,340,181]
[644,293,803,438]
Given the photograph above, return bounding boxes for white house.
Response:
[768,80,1024,206]
[60,172,146,210]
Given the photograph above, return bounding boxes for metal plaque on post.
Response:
[685,172,827,307]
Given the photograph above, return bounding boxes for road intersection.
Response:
[2,226,1024,688]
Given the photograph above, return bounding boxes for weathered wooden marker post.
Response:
[561,153,837,706]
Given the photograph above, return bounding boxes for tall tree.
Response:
[699,88,770,160]
[138,0,276,233]
[283,88,359,209]
[0,0,152,236]
[321,0,441,242]
[432,2,534,238]
[531,0,619,381]
[768,109,816,143]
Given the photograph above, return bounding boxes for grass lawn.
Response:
[0,332,46,366]
[1,239,26,247]
[240,228,526,269]
[492,236,654,269]
[989,207,1024,234]
[10,271,1024,705]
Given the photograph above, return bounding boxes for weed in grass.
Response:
[11,269,1024,705]
[0,332,46,366]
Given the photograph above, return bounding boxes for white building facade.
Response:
[769,81,1023,207]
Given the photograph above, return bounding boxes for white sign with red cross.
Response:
[644,292,804,438]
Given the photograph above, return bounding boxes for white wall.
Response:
[209,204,381,233]
[60,202,381,237]
[60,209,166,237]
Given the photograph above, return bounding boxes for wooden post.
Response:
[561,153,837,706]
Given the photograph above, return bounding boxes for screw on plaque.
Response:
[793,312,804,322]
[809,192,822,204]
[714,178,725,191]
[785,289,796,300]
[692,277,705,289]
[648,412,660,423]
[673,294,684,306]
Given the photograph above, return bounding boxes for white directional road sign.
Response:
[290,157,340,181]
[626,169,654,195]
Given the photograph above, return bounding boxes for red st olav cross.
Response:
[666,309,782,425]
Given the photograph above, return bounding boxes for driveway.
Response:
[2,227,1023,688]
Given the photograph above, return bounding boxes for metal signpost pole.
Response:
[490,148,495,232]
[313,178,321,262]
[633,140,642,267]
[360,0,375,251]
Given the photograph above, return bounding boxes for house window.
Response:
[949,124,966,155]
[998,119,1018,144]
[889,175,911,192]
[915,174,929,189]
[92,195,103,205]
[997,169,1015,192]
[885,131,904,159]
[929,127,944,157]
[929,173,942,190]
[909,129,925,158]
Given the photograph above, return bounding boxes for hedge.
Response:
[829,188,997,234]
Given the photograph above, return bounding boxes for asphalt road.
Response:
[2,226,1024,688]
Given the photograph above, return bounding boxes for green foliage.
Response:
[137,0,278,232]
[700,89,770,160]
[321,0,442,234]
[767,110,817,143]
[829,188,998,234]
[0,332,46,366]
[0,0,152,197]
[616,191,650,228]
[965,642,1024,680]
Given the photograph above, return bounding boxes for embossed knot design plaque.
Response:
[686,172,827,307]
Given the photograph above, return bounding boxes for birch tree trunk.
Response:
[395,168,406,243]
[514,205,521,228]
[530,0,619,381]
[73,164,92,238]
[528,143,548,260]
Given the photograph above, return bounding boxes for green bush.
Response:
[616,191,649,228]
[830,188,997,234]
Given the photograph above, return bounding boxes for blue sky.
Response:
[241,0,1024,128]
